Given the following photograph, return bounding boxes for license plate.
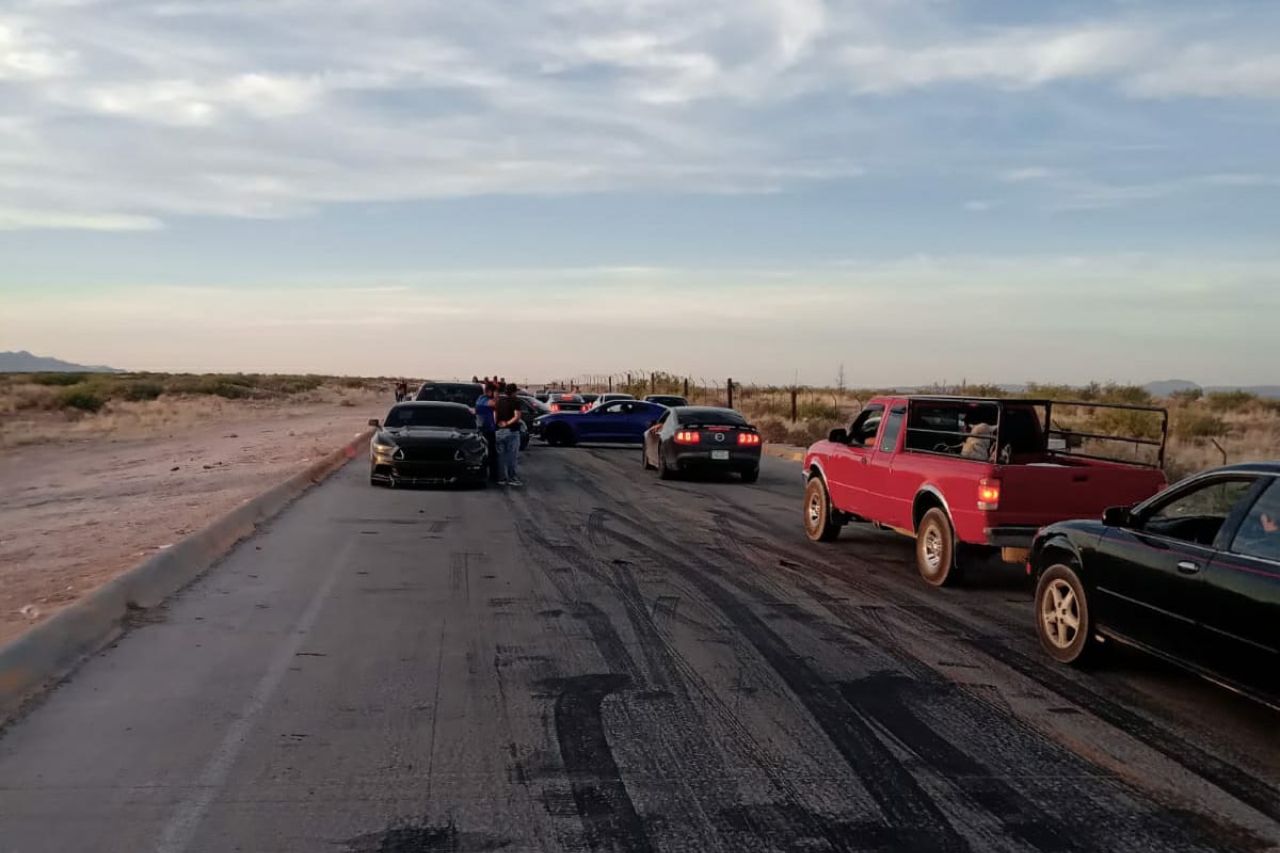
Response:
[711,450,730,460]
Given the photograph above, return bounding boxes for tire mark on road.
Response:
[550,674,653,853]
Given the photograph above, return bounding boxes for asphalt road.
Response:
[1,446,1278,853]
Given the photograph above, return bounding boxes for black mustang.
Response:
[1030,462,1280,709]
[368,402,488,488]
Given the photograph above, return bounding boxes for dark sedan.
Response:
[546,392,587,413]
[1030,462,1280,709]
[645,394,689,408]
[643,406,762,483]
[516,395,551,448]
[414,381,483,410]
[368,402,488,488]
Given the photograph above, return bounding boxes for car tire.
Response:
[916,508,962,587]
[1035,563,1098,666]
[658,451,676,480]
[804,477,842,542]
[546,424,575,448]
[520,433,530,451]
[741,467,760,484]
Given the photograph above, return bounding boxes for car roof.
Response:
[1208,462,1280,476]
[672,406,739,415]
[393,401,472,410]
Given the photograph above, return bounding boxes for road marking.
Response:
[153,538,354,853]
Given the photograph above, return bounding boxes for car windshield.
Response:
[384,405,475,430]
[415,383,483,405]
[677,407,747,426]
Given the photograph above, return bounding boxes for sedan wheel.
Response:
[1034,563,1098,666]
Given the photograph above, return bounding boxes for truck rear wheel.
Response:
[804,477,842,542]
[916,508,961,587]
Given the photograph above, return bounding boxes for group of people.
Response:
[475,378,524,487]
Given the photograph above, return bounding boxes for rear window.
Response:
[415,383,483,405]
[384,405,476,430]
[678,408,747,426]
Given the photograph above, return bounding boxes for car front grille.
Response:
[397,446,458,463]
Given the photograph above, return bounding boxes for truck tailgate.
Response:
[995,463,1166,527]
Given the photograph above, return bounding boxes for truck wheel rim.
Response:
[922,526,943,571]
[807,490,823,529]
[1041,579,1081,649]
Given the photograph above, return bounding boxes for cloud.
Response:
[0,206,160,230]
[0,1,1277,229]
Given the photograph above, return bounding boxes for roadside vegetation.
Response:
[0,373,392,447]
[589,370,1279,482]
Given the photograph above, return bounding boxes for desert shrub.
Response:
[755,417,790,444]
[1025,382,1081,401]
[1206,390,1257,412]
[1098,383,1153,405]
[786,420,833,447]
[1173,410,1228,440]
[57,387,105,412]
[123,381,164,401]
[1091,408,1163,440]
[1170,387,1203,403]
[30,373,87,387]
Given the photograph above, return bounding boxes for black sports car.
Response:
[1030,462,1280,709]
[368,402,488,487]
[645,394,689,408]
[643,406,762,483]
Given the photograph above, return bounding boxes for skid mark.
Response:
[550,674,653,853]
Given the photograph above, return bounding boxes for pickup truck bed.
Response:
[803,395,1168,586]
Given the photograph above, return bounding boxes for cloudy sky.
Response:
[2,0,1278,385]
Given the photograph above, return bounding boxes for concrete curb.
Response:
[764,443,807,463]
[0,429,373,723]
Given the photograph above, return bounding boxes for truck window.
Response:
[905,401,998,457]
[880,407,905,453]
[849,404,884,446]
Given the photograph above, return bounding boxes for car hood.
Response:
[378,427,481,446]
[1035,517,1106,541]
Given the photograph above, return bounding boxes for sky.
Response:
[1,0,1278,386]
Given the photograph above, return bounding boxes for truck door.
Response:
[827,404,884,517]
[862,405,911,530]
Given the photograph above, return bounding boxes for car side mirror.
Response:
[1102,506,1133,528]
[828,428,848,444]
[368,419,380,428]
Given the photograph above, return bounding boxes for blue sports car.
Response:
[536,399,668,447]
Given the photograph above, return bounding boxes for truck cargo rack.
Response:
[901,396,1169,469]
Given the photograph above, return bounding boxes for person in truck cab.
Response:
[1234,485,1280,560]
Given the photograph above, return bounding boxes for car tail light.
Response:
[674,430,701,445]
[551,403,560,412]
[737,433,761,446]
[583,404,592,411]
[978,478,1001,511]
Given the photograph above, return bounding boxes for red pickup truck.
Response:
[803,396,1169,586]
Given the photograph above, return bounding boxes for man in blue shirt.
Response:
[476,383,499,482]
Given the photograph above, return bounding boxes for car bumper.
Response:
[984,526,1041,563]
[672,448,761,470]
[372,460,487,485]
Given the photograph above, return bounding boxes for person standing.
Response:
[494,384,524,487]
[476,382,500,483]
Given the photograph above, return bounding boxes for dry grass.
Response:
[0,373,393,448]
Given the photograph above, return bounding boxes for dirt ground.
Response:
[0,389,387,647]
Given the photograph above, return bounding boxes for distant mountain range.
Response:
[1144,379,1280,399]
[0,350,122,373]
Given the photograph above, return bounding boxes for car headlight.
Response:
[372,436,398,452]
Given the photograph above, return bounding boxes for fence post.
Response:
[683,377,689,398]
[727,378,734,409]
[791,387,798,422]
[608,376,613,392]
[650,372,656,394]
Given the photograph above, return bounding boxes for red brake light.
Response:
[551,403,560,412]
[737,433,761,446]
[978,478,1001,511]
[674,430,701,445]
